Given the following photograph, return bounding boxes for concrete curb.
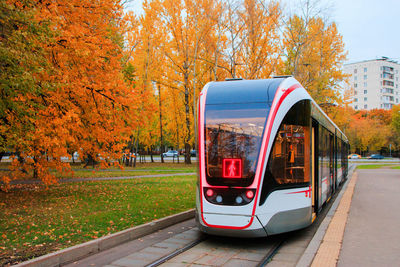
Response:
[296,165,357,267]
[16,209,195,267]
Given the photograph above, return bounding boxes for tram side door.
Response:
[329,134,334,196]
[311,120,319,217]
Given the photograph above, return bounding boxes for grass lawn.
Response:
[0,174,197,266]
[0,162,197,181]
[356,164,398,169]
[391,166,400,169]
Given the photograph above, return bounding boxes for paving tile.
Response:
[160,262,189,267]
[174,232,200,241]
[284,239,309,248]
[167,250,205,264]
[194,253,232,266]
[266,260,296,267]
[223,258,259,267]
[278,244,306,254]
[141,246,176,255]
[112,257,148,267]
[232,251,265,261]
[125,252,161,261]
[271,251,300,263]
[153,241,182,250]
[164,237,192,245]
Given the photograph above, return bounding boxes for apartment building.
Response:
[344,57,400,110]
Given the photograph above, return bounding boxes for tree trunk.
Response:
[149,147,154,163]
[158,84,165,163]
[184,71,192,164]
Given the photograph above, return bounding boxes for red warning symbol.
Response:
[222,158,242,178]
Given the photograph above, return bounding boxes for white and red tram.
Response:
[196,77,349,237]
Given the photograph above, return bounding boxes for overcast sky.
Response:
[332,0,399,63]
[125,0,399,64]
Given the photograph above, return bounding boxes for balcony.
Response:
[382,80,394,87]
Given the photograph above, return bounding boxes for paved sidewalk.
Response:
[311,168,400,266]
[338,168,400,266]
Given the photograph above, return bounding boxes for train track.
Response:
[141,170,354,267]
[141,230,289,267]
[146,236,206,267]
[66,167,354,267]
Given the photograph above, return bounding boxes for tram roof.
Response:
[205,78,284,105]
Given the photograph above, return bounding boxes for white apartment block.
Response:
[344,57,400,110]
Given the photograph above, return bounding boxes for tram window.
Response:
[260,100,311,205]
[204,102,270,187]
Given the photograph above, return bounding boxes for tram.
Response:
[196,77,349,237]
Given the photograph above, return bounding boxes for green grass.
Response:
[356,164,396,169]
[0,162,197,180]
[0,175,197,265]
[58,169,195,179]
[391,166,400,169]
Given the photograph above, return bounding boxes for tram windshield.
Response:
[204,102,270,187]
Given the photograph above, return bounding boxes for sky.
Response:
[125,0,400,64]
[332,0,400,63]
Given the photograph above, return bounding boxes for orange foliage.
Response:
[282,15,348,104]
[2,0,137,186]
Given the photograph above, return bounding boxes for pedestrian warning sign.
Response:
[222,158,242,178]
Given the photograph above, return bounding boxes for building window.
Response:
[364,97,367,101]
[396,99,399,103]
[364,67,367,72]
[383,72,394,79]
[383,66,394,72]
[383,80,394,86]
[364,90,367,94]
[364,82,367,87]
[364,75,367,80]
[354,69,357,74]
[354,83,358,88]
[382,88,394,94]
[355,105,358,110]
[364,104,367,109]
[354,76,357,81]
[354,98,358,102]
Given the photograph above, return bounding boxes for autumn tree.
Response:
[0,0,52,163]
[237,0,281,79]
[1,0,137,186]
[281,0,347,104]
[156,0,220,163]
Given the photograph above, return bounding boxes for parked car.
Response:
[348,153,361,159]
[163,150,179,157]
[190,150,197,157]
[367,154,384,159]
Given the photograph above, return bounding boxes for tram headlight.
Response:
[246,190,254,199]
[206,189,214,197]
[235,196,243,204]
